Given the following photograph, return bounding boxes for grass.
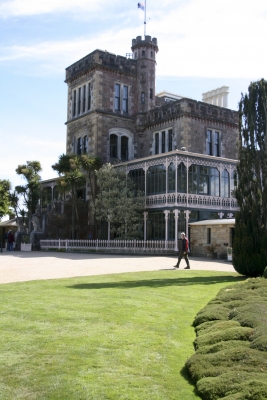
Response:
[186,278,267,400]
[0,270,243,400]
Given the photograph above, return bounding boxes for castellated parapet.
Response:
[65,49,137,83]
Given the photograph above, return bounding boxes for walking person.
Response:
[7,230,15,252]
[174,232,190,269]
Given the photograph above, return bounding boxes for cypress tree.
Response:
[233,79,267,276]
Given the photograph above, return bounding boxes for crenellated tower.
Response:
[131,35,158,113]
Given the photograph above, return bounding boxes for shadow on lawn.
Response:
[66,275,246,290]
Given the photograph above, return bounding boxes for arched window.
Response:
[210,167,220,196]
[168,163,175,192]
[109,129,133,161]
[221,169,229,197]
[110,134,118,158]
[83,135,88,154]
[121,136,129,161]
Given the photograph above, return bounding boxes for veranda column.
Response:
[143,211,148,240]
[164,210,170,249]
[174,209,180,252]
[184,210,191,238]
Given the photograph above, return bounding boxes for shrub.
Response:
[194,326,253,350]
[263,266,267,279]
[193,304,230,327]
[186,278,267,399]
[197,372,267,400]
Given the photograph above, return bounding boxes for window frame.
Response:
[206,129,221,157]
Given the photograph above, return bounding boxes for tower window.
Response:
[141,92,145,103]
[110,134,118,158]
[161,131,166,153]
[83,136,88,154]
[206,129,221,157]
[115,84,120,111]
[72,90,76,117]
[77,137,82,155]
[78,87,81,115]
[142,50,145,57]
[109,133,131,161]
[153,128,173,155]
[150,89,153,99]
[123,86,128,113]
[168,129,173,151]
[82,85,86,113]
[155,133,159,154]
[121,136,129,161]
[87,82,91,111]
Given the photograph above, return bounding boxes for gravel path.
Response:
[0,251,236,284]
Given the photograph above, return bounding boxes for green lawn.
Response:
[0,270,243,400]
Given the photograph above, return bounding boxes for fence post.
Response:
[59,239,61,250]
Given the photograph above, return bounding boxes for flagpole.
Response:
[144,0,146,37]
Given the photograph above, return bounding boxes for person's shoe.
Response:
[184,266,190,269]
[173,265,179,269]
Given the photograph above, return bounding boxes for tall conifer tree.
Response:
[233,79,267,276]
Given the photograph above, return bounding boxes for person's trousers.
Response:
[177,251,190,268]
[7,242,13,251]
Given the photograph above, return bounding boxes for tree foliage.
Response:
[94,163,145,239]
[15,161,42,218]
[0,179,11,220]
[233,79,267,276]
[52,154,86,239]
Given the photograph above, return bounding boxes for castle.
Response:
[41,35,239,255]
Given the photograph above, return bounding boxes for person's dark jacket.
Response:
[7,232,14,243]
[181,237,189,252]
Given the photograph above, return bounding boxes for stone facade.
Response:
[40,34,239,247]
[64,35,239,165]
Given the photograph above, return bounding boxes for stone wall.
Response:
[190,221,235,258]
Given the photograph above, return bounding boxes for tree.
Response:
[233,79,267,276]
[15,161,42,231]
[94,163,145,239]
[52,154,86,238]
[79,155,102,207]
[0,179,11,220]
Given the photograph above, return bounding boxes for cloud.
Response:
[0,0,267,79]
[0,0,110,17]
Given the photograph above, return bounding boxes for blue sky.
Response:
[0,0,267,190]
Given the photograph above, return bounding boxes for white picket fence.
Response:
[40,239,176,253]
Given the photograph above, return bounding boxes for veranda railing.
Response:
[40,239,176,253]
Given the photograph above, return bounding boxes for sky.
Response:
[0,0,267,191]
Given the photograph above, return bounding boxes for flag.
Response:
[137,2,145,11]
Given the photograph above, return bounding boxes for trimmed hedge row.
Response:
[186,278,267,400]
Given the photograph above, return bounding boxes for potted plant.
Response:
[227,246,233,261]
[21,234,32,252]
[206,243,218,259]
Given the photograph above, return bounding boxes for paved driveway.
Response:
[0,251,237,284]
